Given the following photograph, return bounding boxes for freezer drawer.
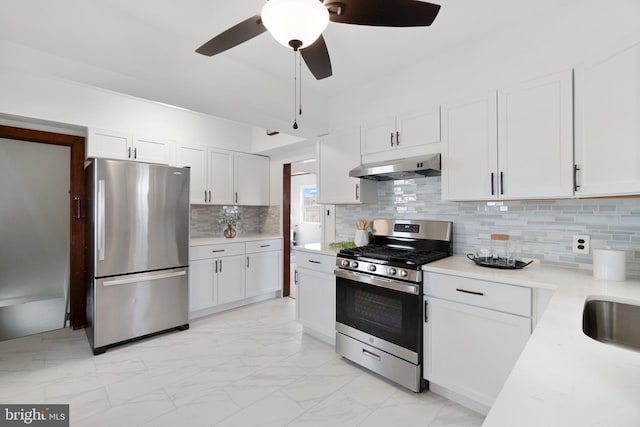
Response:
[89,267,189,351]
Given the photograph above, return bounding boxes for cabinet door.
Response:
[189,258,216,311]
[87,128,131,160]
[575,42,640,197]
[317,127,377,204]
[397,106,441,150]
[133,136,172,165]
[177,144,207,204]
[424,297,530,407]
[361,116,396,155]
[441,93,498,201]
[498,70,573,199]
[217,254,246,305]
[297,268,336,342]
[234,153,270,205]
[245,251,281,298]
[208,148,234,204]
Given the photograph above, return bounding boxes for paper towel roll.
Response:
[593,248,626,281]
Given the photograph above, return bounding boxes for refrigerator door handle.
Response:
[103,270,187,287]
[98,179,106,261]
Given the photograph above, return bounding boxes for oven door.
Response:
[335,268,422,362]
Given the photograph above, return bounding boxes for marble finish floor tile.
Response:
[0,298,484,427]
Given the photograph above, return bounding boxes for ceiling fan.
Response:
[196,0,441,81]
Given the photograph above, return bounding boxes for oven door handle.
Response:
[334,268,420,295]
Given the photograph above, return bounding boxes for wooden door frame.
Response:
[0,125,86,329]
[282,163,291,297]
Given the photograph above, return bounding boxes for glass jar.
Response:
[491,233,514,266]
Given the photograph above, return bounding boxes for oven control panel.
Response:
[335,257,421,283]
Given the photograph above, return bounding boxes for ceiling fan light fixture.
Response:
[261,0,329,50]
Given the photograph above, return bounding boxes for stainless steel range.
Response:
[334,219,453,392]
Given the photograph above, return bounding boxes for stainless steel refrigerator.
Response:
[85,158,190,355]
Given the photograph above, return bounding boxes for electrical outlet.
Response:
[191,209,198,219]
[572,234,590,254]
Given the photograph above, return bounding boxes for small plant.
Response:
[219,207,241,228]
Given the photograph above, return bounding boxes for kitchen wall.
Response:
[190,205,280,238]
[335,177,640,278]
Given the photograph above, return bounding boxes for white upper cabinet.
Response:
[497,70,574,199]
[209,148,234,205]
[234,152,270,205]
[177,144,208,204]
[177,145,269,206]
[442,70,573,201]
[575,42,640,197]
[317,126,377,205]
[441,93,498,201]
[361,106,441,162]
[87,128,174,165]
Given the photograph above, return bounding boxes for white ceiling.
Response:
[0,0,581,136]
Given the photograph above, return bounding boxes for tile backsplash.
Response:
[336,177,640,277]
[191,205,280,238]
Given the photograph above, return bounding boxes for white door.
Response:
[361,116,396,155]
[208,148,234,204]
[189,258,215,311]
[177,145,207,204]
[133,136,171,165]
[217,255,246,305]
[297,268,336,340]
[317,127,376,204]
[425,297,530,407]
[397,107,441,150]
[245,251,281,298]
[441,93,498,201]
[87,128,131,160]
[234,153,270,205]
[497,70,574,199]
[575,42,640,197]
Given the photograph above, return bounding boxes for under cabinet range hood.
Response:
[349,154,441,181]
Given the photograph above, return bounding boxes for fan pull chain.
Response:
[299,50,302,116]
[292,49,298,130]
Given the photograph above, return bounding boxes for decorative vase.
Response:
[223,224,237,238]
[354,230,369,247]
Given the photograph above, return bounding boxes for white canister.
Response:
[593,248,626,281]
[354,230,369,247]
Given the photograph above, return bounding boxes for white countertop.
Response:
[423,256,640,427]
[292,243,341,257]
[190,235,281,246]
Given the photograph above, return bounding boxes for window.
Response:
[302,186,320,224]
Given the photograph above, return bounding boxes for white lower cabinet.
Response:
[245,246,282,298]
[423,272,531,413]
[294,250,336,345]
[189,258,216,312]
[217,254,246,305]
[189,238,282,317]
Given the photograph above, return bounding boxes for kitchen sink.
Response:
[582,298,640,352]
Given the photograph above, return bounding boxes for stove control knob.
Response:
[387,267,397,275]
[367,264,377,272]
[350,261,359,268]
[399,270,408,278]
[341,259,350,267]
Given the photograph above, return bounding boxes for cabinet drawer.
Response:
[294,250,336,275]
[424,272,531,317]
[245,238,282,253]
[190,242,245,261]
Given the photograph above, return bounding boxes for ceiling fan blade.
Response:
[325,0,441,27]
[300,35,333,80]
[196,14,266,56]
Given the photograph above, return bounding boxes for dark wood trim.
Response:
[0,125,86,329]
[282,163,292,297]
